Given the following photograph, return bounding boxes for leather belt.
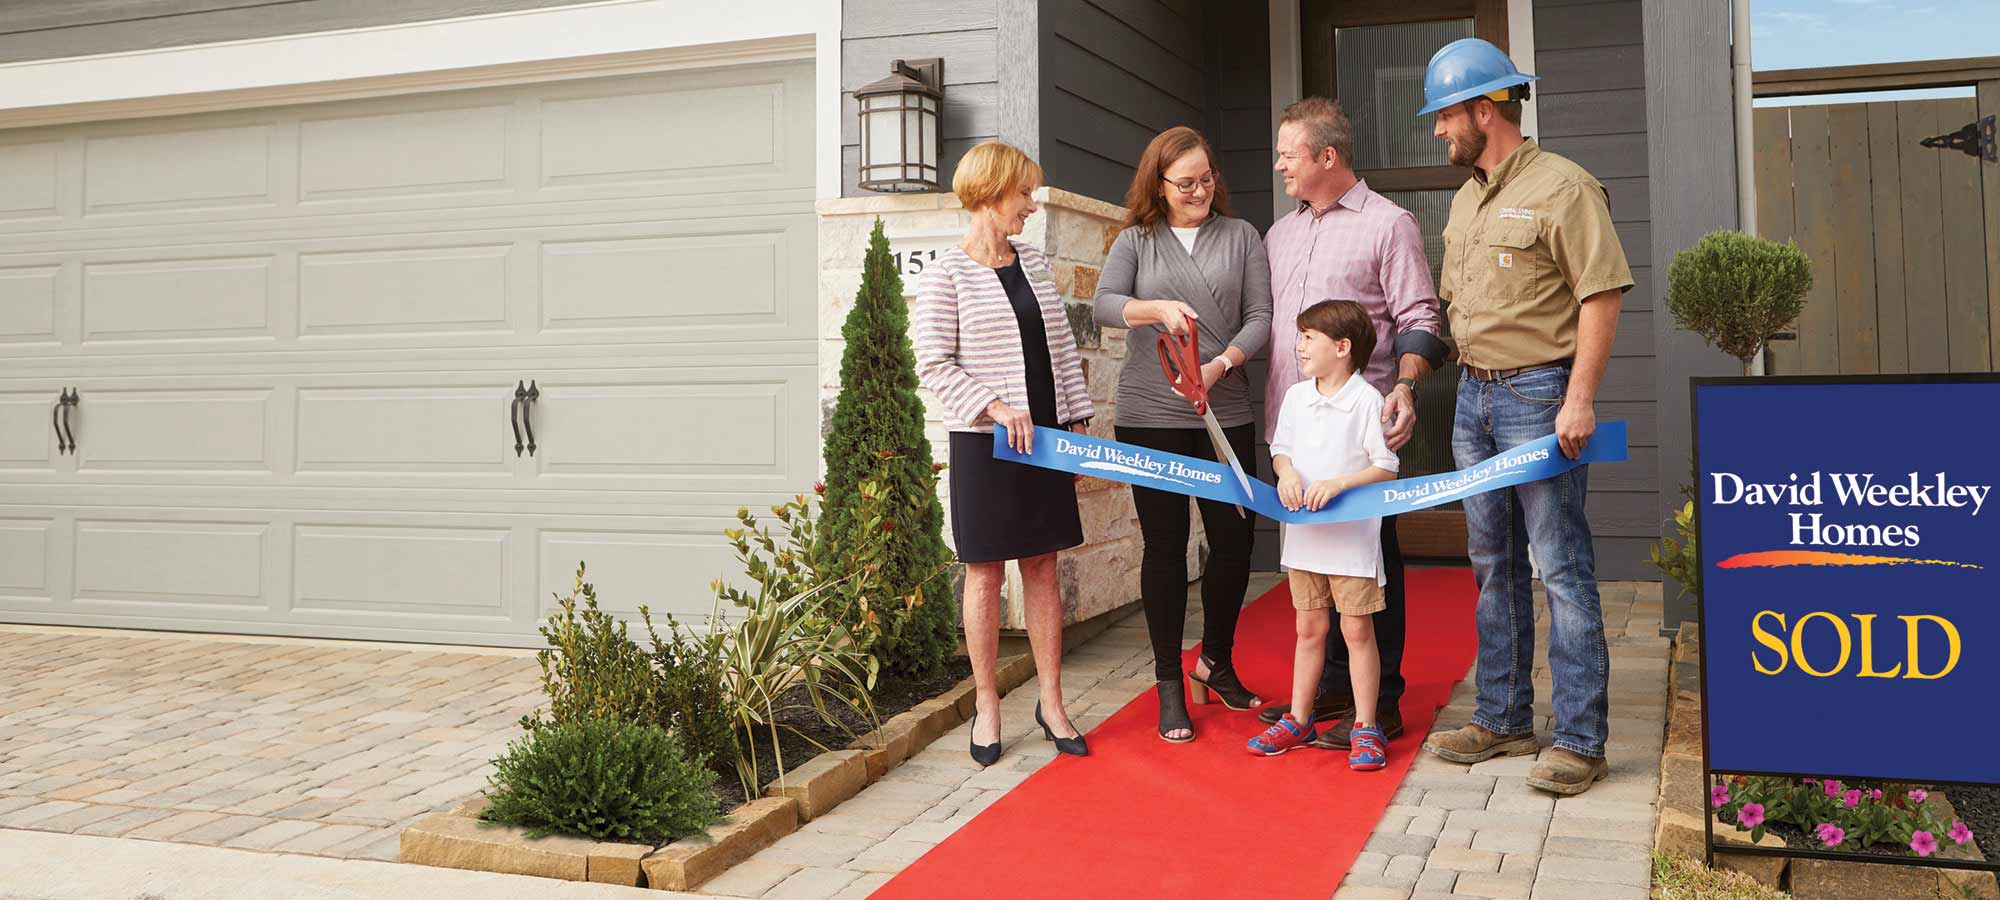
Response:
[1463,359,1572,382]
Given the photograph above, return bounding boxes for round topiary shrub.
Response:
[1665,230,1813,367]
[481,716,721,843]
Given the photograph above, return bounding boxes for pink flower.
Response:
[1868,789,1883,801]
[1824,780,1842,797]
[1817,823,1846,848]
[1711,784,1731,808]
[1911,831,1938,857]
[1844,789,1862,808]
[1950,821,1974,846]
[1908,789,1928,804]
[1801,777,1820,786]
[1739,803,1766,829]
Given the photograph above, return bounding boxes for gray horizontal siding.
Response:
[1041,0,1207,205]
[0,0,601,63]
[1535,0,1657,577]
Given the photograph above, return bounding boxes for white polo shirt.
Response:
[1270,373,1400,582]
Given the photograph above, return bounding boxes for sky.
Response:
[1750,0,1998,106]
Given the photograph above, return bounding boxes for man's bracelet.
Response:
[1395,376,1419,396]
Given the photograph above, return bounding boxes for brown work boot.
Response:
[1527,748,1609,795]
[1257,693,1354,726]
[1423,723,1538,763]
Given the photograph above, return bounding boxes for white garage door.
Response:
[0,61,818,647]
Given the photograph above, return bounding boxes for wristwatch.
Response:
[1395,376,1419,397]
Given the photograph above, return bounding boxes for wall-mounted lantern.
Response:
[856,58,943,192]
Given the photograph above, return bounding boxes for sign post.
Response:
[1692,375,2000,875]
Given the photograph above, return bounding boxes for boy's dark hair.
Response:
[1297,299,1376,367]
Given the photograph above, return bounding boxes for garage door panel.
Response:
[540,79,792,188]
[531,376,806,482]
[299,104,511,201]
[538,527,735,622]
[0,264,59,343]
[82,255,274,342]
[541,228,784,332]
[0,518,53,600]
[295,384,515,476]
[0,391,58,467]
[83,124,273,214]
[299,243,511,337]
[73,519,267,605]
[0,141,57,218]
[74,388,271,472]
[294,523,511,619]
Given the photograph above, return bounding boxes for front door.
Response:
[1300,0,1512,559]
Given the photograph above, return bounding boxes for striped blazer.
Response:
[913,241,1094,433]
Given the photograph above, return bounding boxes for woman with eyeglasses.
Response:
[1093,126,1274,743]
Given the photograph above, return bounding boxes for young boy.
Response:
[1248,299,1400,769]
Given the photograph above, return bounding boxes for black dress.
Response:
[946,258,1086,564]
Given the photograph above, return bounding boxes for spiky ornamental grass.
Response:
[820,219,959,678]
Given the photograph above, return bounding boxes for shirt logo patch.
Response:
[1498,252,1514,269]
[1498,207,1536,221]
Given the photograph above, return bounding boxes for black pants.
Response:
[1117,423,1258,682]
[1317,515,1407,710]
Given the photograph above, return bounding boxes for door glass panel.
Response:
[1378,188,1460,484]
[1335,19,1475,170]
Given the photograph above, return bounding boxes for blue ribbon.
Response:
[994,421,1627,524]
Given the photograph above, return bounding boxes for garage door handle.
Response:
[511,381,527,457]
[54,388,77,455]
[522,380,539,457]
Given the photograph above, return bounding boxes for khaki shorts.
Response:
[1289,570,1386,616]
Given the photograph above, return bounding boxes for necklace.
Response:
[963,241,1014,268]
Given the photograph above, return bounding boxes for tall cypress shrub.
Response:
[822,218,957,677]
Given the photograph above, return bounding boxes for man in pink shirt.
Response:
[1253,97,1447,750]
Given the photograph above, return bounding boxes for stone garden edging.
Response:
[400,652,1037,891]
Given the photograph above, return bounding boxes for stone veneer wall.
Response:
[815,188,1208,630]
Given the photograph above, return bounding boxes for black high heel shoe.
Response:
[968,711,1002,767]
[1156,679,1194,743]
[1035,702,1088,757]
[1187,654,1262,711]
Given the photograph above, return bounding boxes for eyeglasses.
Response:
[1161,171,1216,194]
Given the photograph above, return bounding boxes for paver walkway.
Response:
[0,625,543,862]
[706,574,1667,900]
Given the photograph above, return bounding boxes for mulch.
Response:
[711,658,974,811]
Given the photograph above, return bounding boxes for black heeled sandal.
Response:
[1187,654,1262,711]
[1035,702,1088,757]
[1156,679,1194,743]
[968,711,1002,767]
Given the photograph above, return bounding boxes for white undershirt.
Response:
[1170,225,1199,254]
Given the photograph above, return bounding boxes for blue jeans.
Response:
[1452,365,1609,758]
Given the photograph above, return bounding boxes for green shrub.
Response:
[523,564,738,780]
[481,716,721,843]
[1665,230,1812,365]
[820,219,960,678]
[1649,498,1699,605]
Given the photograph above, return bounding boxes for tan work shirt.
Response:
[1439,139,1634,370]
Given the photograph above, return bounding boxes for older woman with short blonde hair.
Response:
[913,140,1093,765]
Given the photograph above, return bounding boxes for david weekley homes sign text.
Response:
[1693,377,1998,785]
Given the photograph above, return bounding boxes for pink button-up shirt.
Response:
[1262,180,1443,442]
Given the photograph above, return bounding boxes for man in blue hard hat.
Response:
[1414,37,1632,797]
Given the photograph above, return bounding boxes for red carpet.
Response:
[869,567,1478,900]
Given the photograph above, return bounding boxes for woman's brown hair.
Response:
[1120,126,1231,230]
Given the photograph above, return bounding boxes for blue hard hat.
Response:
[1416,37,1538,117]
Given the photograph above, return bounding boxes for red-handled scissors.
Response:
[1157,318,1257,516]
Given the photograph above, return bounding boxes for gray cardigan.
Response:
[1092,216,1273,429]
